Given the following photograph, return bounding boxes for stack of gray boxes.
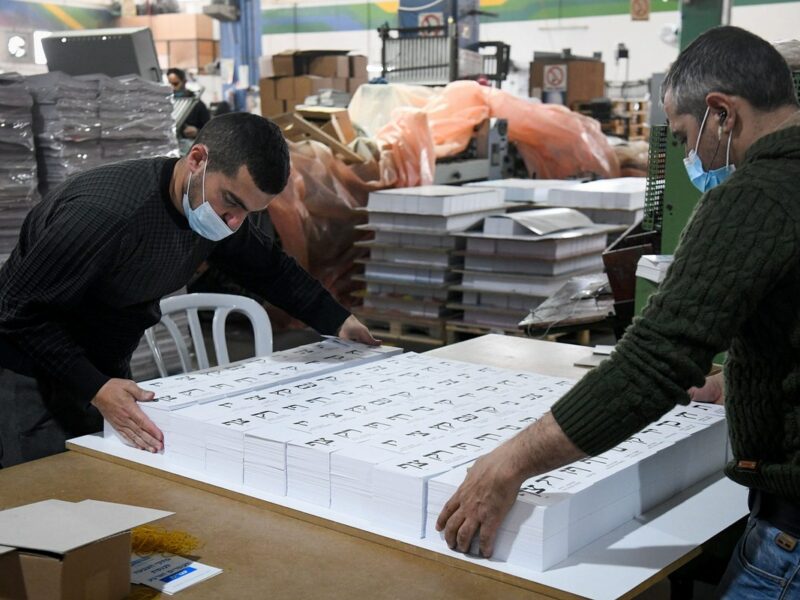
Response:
[0,73,38,263]
[26,72,102,196]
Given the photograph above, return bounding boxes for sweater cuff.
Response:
[65,356,111,406]
[550,364,642,456]
[296,293,351,336]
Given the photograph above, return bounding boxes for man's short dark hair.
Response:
[193,112,290,196]
[662,26,798,122]
[167,68,187,82]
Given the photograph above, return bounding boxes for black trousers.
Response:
[0,368,101,468]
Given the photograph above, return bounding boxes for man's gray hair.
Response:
[661,26,798,123]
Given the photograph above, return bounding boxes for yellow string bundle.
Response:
[128,525,203,597]
[131,525,201,556]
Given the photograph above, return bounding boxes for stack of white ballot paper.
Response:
[103,339,402,452]
[426,401,727,570]
[465,179,582,204]
[452,208,616,328]
[355,185,506,320]
[544,177,646,225]
[101,346,729,572]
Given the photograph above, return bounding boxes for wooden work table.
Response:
[1,336,746,599]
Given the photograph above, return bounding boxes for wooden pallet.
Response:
[611,99,649,114]
[352,307,451,346]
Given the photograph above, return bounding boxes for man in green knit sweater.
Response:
[437,26,800,596]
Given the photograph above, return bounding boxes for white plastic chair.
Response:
[144,293,273,377]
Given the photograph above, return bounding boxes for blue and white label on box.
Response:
[131,552,222,595]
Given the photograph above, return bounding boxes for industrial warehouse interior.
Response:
[0,1,799,599]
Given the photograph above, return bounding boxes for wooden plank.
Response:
[298,107,357,145]
[273,112,363,164]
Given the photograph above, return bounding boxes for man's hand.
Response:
[91,378,164,452]
[435,412,585,558]
[183,125,199,139]
[337,314,381,346]
[688,372,725,405]
[436,441,526,557]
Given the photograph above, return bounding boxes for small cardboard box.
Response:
[262,97,285,117]
[272,50,301,77]
[259,77,278,103]
[348,54,368,79]
[0,499,172,600]
[309,55,349,78]
[331,77,348,92]
[294,75,333,101]
[117,14,214,41]
[276,76,296,100]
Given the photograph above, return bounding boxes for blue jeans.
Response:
[717,516,800,599]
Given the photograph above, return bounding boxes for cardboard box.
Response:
[347,77,368,94]
[272,49,350,77]
[294,75,333,101]
[259,78,285,116]
[117,14,214,41]
[310,55,349,78]
[286,100,301,113]
[0,499,171,600]
[529,59,604,106]
[168,39,217,71]
[331,77,348,92]
[348,54,368,79]
[276,76,296,100]
[259,54,274,78]
[259,76,277,101]
[262,97,286,117]
[272,50,299,77]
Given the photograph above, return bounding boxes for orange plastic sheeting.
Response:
[487,87,620,179]
[422,82,490,158]
[266,109,434,328]
[423,81,619,179]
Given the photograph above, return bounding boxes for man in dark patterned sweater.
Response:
[0,112,377,467]
[437,27,800,596]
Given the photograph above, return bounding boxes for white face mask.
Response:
[181,157,235,242]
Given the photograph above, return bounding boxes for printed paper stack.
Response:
[453,208,614,328]
[356,186,505,320]
[102,339,400,455]
[465,179,581,204]
[426,402,727,570]
[544,177,646,225]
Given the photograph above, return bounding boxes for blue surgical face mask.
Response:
[683,107,736,193]
[181,157,235,242]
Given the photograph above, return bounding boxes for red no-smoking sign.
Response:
[543,64,568,92]
[418,12,444,35]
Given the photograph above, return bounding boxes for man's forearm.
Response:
[506,411,587,482]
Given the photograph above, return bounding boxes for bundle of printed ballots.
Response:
[104,340,727,572]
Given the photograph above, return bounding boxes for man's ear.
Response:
[185,143,209,173]
[705,92,735,136]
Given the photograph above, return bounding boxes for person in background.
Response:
[436,26,800,598]
[167,67,211,141]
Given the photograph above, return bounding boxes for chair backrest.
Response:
[144,292,273,377]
